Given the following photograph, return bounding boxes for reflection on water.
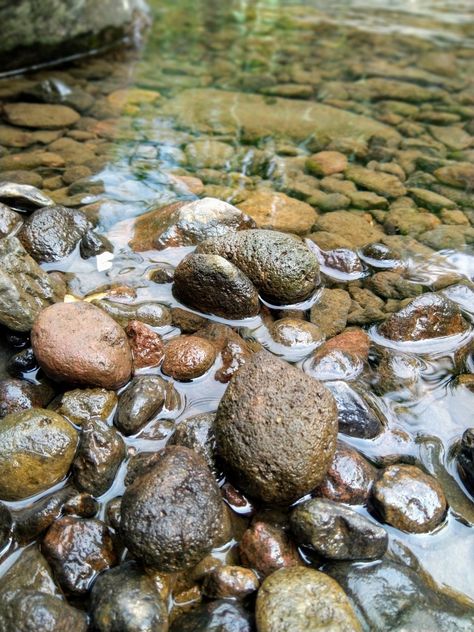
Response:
[0,0,473,619]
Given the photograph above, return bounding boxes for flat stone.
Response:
[3,103,80,129]
[237,190,317,235]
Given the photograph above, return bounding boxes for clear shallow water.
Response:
[0,0,474,620]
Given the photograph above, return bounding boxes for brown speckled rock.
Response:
[256,567,362,632]
[215,351,337,504]
[125,320,164,370]
[202,565,259,599]
[162,336,217,380]
[31,301,132,389]
[371,464,447,533]
[239,521,301,578]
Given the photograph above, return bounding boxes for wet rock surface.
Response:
[120,446,223,571]
[170,600,254,632]
[239,520,301,578]
[0,377,53,418]
[170,412,216,473]
[215,351,337,503]
[115,375,168,435]
[162,335,217,380]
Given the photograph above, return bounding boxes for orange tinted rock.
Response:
[126,320,164,371]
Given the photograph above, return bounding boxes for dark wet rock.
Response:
[55,387,117,426]
[194,322,254,383]
[18,205,89,263]
[79,230,112,258]
[125,320,164,370]
[130,197,255,251]
[291,498,387,560]
[14,487,75,543]
[256,566,362,632]
[367,271,423,300]
[92,298,172,328]
[215,351,337,503]
[0,502,12,549]
[163,88,401,146]
[371,464,447,533]
[239,521,301,578]
[173,253,260,320]
[310,288,352,338]
[326,559,474,632]
[0,591,87,632]
[0,546,60,599]
[42,516,117,595]
[115,375,169,436]
[378,293,470,342]
[170,412,216,474]
[458,428,474,495]
[326,381,384,439]
[170,600,254,632]
[31,301,132,389]
[0,377,54,418]
[0,408,77,501]
[237,190,317,235]
[89,562,168,632]
[105,498,122,531]
[270,318,323,347]
[320,248,365,276]
[72,419,125,496]
[120,446,223,571]
[0,236,64,332]
[202,565,259,599]
[360,242,402,267]
[197,229,319,304]
[63,492,99,518]
[314,211,384,249]
[0,182,54,211]
[0,204,22,237]
[124,452,163,487]
[314,441,376,505]
[3,103,80,129]
[162,335,217,380]
[171,307,208,333]
[306,151,348,176]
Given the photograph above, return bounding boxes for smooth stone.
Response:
[173,253,260,320]
[89,562,169,632]
[0,377,54,418]
[55,387,117,426]
[239,521,301,578]
[237,190,317,235]
[120,446,224,571]
[130,197,255,251]
[270,318,324,347]
[186,139,234,168]
[115,375,168,435]
[0,204,22,237]
[169,412,216,474]
[0,591,87,632]
[0,181,54,211]
[31,301,132,389]
[458,428,474,495]
[371,464,447,533]
[291,498,388,560]
[125,320,164,370]
[310,288,352,338]
[326,381,384,439]
[313,212,384,248]
[256,566,362,632]
[162,335,217,380]
[42,517,117,595]
[306,151,348,176]
[0,502,12,549]
[0,408,77,501]
[0,236,64,332]
[3,103,80,129]
[0,546,60,599]
[215,351,337,503]
[92,299,171,328]
[202,565,259,599]
[170,600,254,632]
[194,322,254,383]
[197,229,319,305]
[345,165,407,198]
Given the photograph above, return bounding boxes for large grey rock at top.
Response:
[0,0,148,74]
[161,89,401,145]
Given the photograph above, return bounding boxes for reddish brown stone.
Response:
[239,521,301,578]
[202,565,259,599]
[126,320,164,371]
[317,328,370,362]
[194,323,253,383]
[162,336,217,381]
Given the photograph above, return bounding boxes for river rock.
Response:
[120,446,224,571]
[72,418,125,496]
[31,301,132,389]
[202,565,259,599]
[310,288,352,338]
[18,205,90,262]
[162,89,401,145]
[326,381,384,439]
[0,236,64,331]
[0,204,21,237]
[0,377,54,418]
[291,498,388,560]
[92,299,171,328]
[313,211,384,248]
[0,502,12,549]
[42,516,117,595]
[14,487,78,543]
[215,351,337,503]
[170,600,254,632]
[256,566,362,632]
[0,546,59,599]
[197,229,319,304]
[270,318,324,347]
[89,562,169,632]
[239,521,301,578]
[55,387,117,426]
[237,190,317,235]
[0,591,87,632]
[115,375,168,435]
[326,559,474,631]
[130,197,255,251]
[458,428,474,495]
[0,408,77,501]
[3,103,80,129]
[306,151,348,176]
[314,441,376,504]
[125,320,164,370]
[371,464,447,533]
[170,412,216,474]
[378,293,469,342]
[162,335,217,380]
[345,165,407,198]
[194,322,254,383]
[0,182,54,211]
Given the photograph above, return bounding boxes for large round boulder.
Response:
[120,446,224,571]
[196,229,319,304]
[215,351,338,504]
[31,301,132,389]
[0,408,77,501]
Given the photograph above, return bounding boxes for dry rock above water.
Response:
[215,351,338,503]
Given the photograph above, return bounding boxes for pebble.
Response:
[291,498,388,560]
[170,600,254,632]
[345,165,407,198]
[239,521,301,578]
[306,150,348,176]
[31,301,132,389]
[237,190,317,235]
[457,428,474,495]
[125,320,164,370]
[371,464,447,533]
[310,288,352,338]
[0,408,77,501]
[3,103,81,129]
[202,565,259,599]
[55,387,117,426]
[115,375,168,435]
[162,335,217,380]
[270,318,324,347]
[0,377,53,418]
[170,412,216,474]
